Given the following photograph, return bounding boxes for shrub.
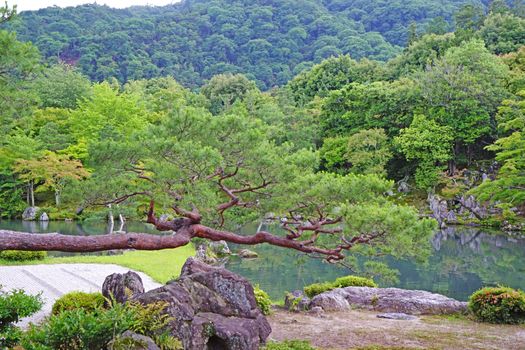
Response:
[303,282,333,298]
[51,291,106,315]
[304,275,377,298]
[0,287,42,348]
[22,303,136,350]
[0,250,47,261]
[263,340,318,350]
[22,300,182,350]
[468,286,525,324]
[254,286,272,315]
[333,276,377,288]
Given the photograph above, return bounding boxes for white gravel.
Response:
[0,264,162,327]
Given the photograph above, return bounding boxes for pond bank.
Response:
[269,309,525,349]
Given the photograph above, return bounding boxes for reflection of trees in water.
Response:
[228,224,525,301]
[398,227,525,300]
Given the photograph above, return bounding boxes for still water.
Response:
[1,220,524,301]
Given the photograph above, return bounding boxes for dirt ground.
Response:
[268,309,525,350]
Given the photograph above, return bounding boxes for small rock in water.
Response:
[22,206,39,221]
[238,249,258,258]
[377,313,417,320]
[39,212,49,221]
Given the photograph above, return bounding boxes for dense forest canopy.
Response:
[4,0,521,88]
[0,0,524,272]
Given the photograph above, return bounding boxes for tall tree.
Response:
[14,152,89,206]
[419,39,509,173]
[471,91,525,207]
[395,115,453,190]
[0,107,434,264]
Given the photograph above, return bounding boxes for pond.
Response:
[1,220,524,301]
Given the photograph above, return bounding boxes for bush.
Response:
[22,300,182,350]
[333,276,378,288]
[0,250,47,261]
[303,282,333,298]
[304,275,377,298]
[51,291,106,315]
[468,286,525,324]
[0,287,42,348]
[254,286,272,315]
[263,340,318,350]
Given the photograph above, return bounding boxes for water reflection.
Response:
[1,220,523,301]
[226,225,525,301]
[0,219,161,236]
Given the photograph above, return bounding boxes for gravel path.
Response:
[0,264,162,327]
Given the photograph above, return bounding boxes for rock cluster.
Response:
[309,286,467,315]
[103,258,271,350]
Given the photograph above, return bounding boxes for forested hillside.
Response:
[1,0,525,229]
[6,0,518,88]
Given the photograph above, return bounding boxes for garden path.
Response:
[0,263,161,327]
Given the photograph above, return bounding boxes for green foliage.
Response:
[303,282,334,298]
[287,55,384,105]
[333,276,378,289]
[347,128,391,176]
[0,287,42,348]
[201,73,258,115]
[263,340,317,350]
[9,1,403,88]
[304,275,377,298]
[480,13,525,55]
[22,302,136,350]
[254,286,272,316]
[32,63,92,109]
[51,291,105,315]
[319,136,350,174]
[395,115,453,190]
[0,250,46,261]
[468,286,525,324]
[22,300,182,350]
[472,91,525,206]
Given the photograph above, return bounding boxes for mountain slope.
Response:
[5,0,489,87]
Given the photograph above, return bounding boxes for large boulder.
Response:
[309,286,467,315]
[22,206,39,221]
[124,258,270,350]
[102,271,145,304]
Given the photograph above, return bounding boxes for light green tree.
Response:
[395,115,453,190]
[471,91,525,206]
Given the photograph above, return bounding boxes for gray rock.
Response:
[22,206,39,221]
[39,212,49,221]
[377,312,417,320]
[208,240,231,256]
[102,271,145,304]
[195,244,218,265]
[238,249,258,259]
[108,330,160,350]
[307,306,325,318]
[132,257,271,350]
[309,287,467,315]
[284,290,310,312]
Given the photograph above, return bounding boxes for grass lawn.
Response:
[0,245,195,283]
